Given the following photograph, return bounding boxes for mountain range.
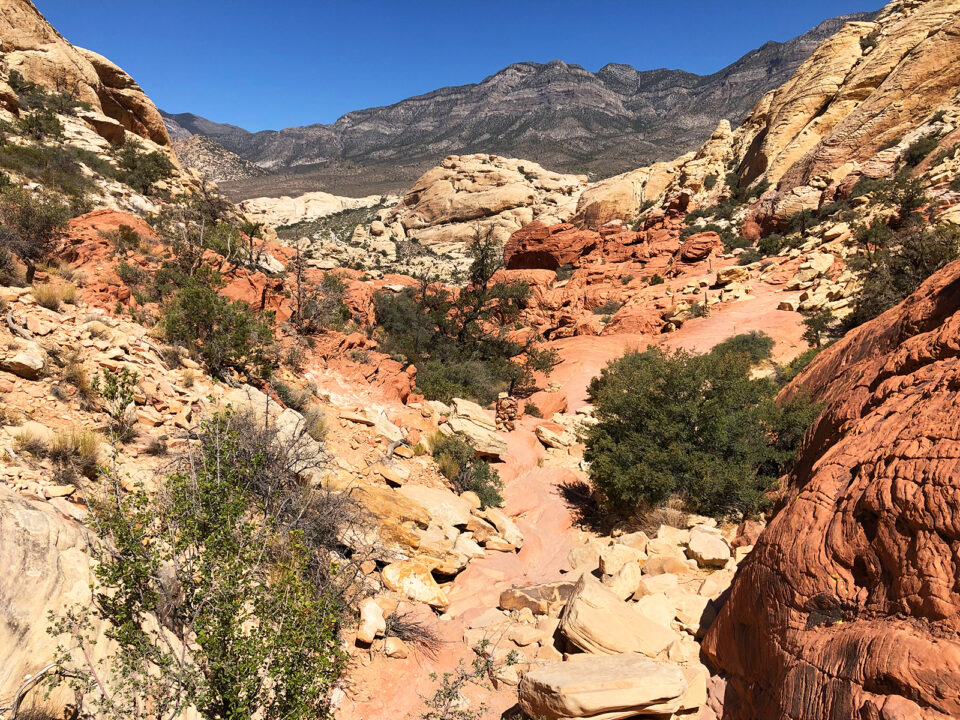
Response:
[163,10,877,198]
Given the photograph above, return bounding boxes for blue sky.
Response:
[35,1,879,132]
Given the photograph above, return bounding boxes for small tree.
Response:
[801,310,836,349]
[0,187,70,283]
[161,269,274,378]
[49,410,351,720]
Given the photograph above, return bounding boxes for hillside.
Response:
[163,10,876,198]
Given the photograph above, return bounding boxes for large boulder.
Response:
[381,561,448,608]
[703,258,960,718]
[0,487,110,712]
[442,398,507,457]
[518,654,688,720]
[559,575,679,657]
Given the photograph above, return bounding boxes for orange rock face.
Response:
[702,259,960,719]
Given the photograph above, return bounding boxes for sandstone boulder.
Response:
[381,561,448,608]
[518,654,688,720]
[559,575,679,657]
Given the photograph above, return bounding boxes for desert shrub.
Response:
[0,144,108,199]
[161,269,274,378]
[431,432,503,508]
[737,248,762,266]
[524,402,542,418]
[8,69,89,116]
[49,410,351,720]
[583,346,820,518]
[785,209,818,235]
[0,188,70,283]
[801,310,836,348]
[384,611,443,660]
[273,380,313,411]
[703,174,717,190]
[31,282,75,310]
[49,428,100,479]
[778,345,828,384]
[845,221,960,328]
[0,244,19,284]
[374,231,557,403]
[592,300,622,316]
[115,261,149,287]
[757,235,785,256]
[648,273,665,286]
[291,258,351,333]
[710,331,774,364]
[902,133,940,169]
[145,437,168,456]
[92,366,138,442]
[555,263,574,281]
[14,427,48,457]
[18,108,63,141]
[302,406,328,441]
[102,224,143,254]
[116,142,175,194]
[688,302,709,318]
[860,30,879,51]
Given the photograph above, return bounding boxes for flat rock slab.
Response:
[518,653,687,720]
[500,581,576,616]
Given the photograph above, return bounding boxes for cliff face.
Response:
[0,0,171,148]
[702,258,960,719]
[733,0,960,220]
[162,11,875,184]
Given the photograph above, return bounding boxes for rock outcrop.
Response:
[379,154,586,253]
[703,258,960,719]
[0,0,172,148]
[239,190,389,228]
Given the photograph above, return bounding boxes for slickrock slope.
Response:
[0,0,171,148]
[703,259,960,719]
[238,189,389,228]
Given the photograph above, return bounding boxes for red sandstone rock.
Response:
[504,222,601,270]
[703,258,960,719]
[677,232,722,263]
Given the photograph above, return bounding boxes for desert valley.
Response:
[2,1,960,719]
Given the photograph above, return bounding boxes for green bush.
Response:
[583,347,819,518]
[54,411,347,720]
[116,142,175,194]
[902,134,940,169]
[844,221,960,328]
[593,300,622,316]
[737,249,762,266]
[432,432,503,508]
[115,261,149,287]
[710,331,774,364]
[18,108,63,141]
[648,273,665,286]
[860,30,879,51]
[757,235,784,256]
[162,269,274,377]
[703,174,717,191]
[374,230,557,403]
[0,187,69,282]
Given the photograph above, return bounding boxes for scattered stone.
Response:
[500,581,575,616]
[381,561,448,608]
[357,597,386,644]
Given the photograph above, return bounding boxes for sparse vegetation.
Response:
[161,268,275,378]
[0,187,70,283]
[92,366,138,443]
[431,432,503,508]
[31,282,76,310]
[902,133,940,169]
[49,410,353,720]
[115,142,176,194]
[49,428,100,480]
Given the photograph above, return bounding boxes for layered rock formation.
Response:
[0,0,171,149]
[703,259,960,717]
[239,190,389,228]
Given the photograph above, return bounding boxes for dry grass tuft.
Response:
[383,610,444,660]
[31,282,77,310]
[49,428,101,478]
[14,427,49,457]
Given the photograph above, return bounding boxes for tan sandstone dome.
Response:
[0,0,172,148]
